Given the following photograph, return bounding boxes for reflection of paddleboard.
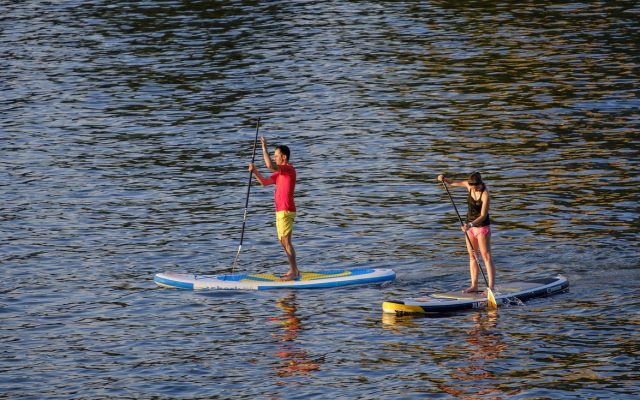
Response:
[383,275,569,314]
[155,268,396,290]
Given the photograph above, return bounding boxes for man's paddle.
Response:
[232,117,260,272]
[440,180,498,310]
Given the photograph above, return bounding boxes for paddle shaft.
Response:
[232,117,260,271]
[441,181,491,288]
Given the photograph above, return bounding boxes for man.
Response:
[248,136,299,280]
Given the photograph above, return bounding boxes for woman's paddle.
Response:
[232,117,261,272]
[440,180,498,310]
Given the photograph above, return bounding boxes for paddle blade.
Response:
[487,288,498,310]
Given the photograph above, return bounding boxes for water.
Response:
[1,1,639,398]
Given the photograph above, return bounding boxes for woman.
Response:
[437,172,495,293]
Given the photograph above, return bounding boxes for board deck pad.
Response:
[155,268,396,290]
[383,275,569,314]
[428,281,543,300]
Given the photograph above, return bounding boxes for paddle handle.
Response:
[242,117,261,219]
[440,180,491,288]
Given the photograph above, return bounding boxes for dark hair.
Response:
[275,145,291,161]
[468,171,484,187]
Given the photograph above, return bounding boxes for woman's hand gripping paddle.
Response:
[440,179,498,310]
[232,117,261,272]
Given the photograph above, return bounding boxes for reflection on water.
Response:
[2,0,639,398]
[270,293,322,384]
[383,311,508,399]
[438,311,508,400]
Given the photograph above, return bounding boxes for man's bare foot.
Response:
[463,286,479,293]
[280,271,300,281]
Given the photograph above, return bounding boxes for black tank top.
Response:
[467,187,490,226]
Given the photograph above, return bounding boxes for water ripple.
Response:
[1,1,639,399]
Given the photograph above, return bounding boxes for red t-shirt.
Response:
[265,164,296,212]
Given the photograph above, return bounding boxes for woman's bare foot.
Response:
[482,288,496,295]
[463,286,479,293]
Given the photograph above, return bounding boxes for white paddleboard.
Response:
[155,268,396,290]
[383,275,569,314]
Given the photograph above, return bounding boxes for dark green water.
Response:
[2,1,638,399]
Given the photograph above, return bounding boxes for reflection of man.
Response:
[271,294,321,379]
[274,295,301,342]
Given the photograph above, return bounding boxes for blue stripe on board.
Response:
[318,268,375,276]
[255,271,395,290]
[217,268,377,282]
[154,275,194,289]
[217,274,271,282]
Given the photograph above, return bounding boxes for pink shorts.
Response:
[468,225,491,239]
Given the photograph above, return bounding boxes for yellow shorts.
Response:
[275,211,296,240]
